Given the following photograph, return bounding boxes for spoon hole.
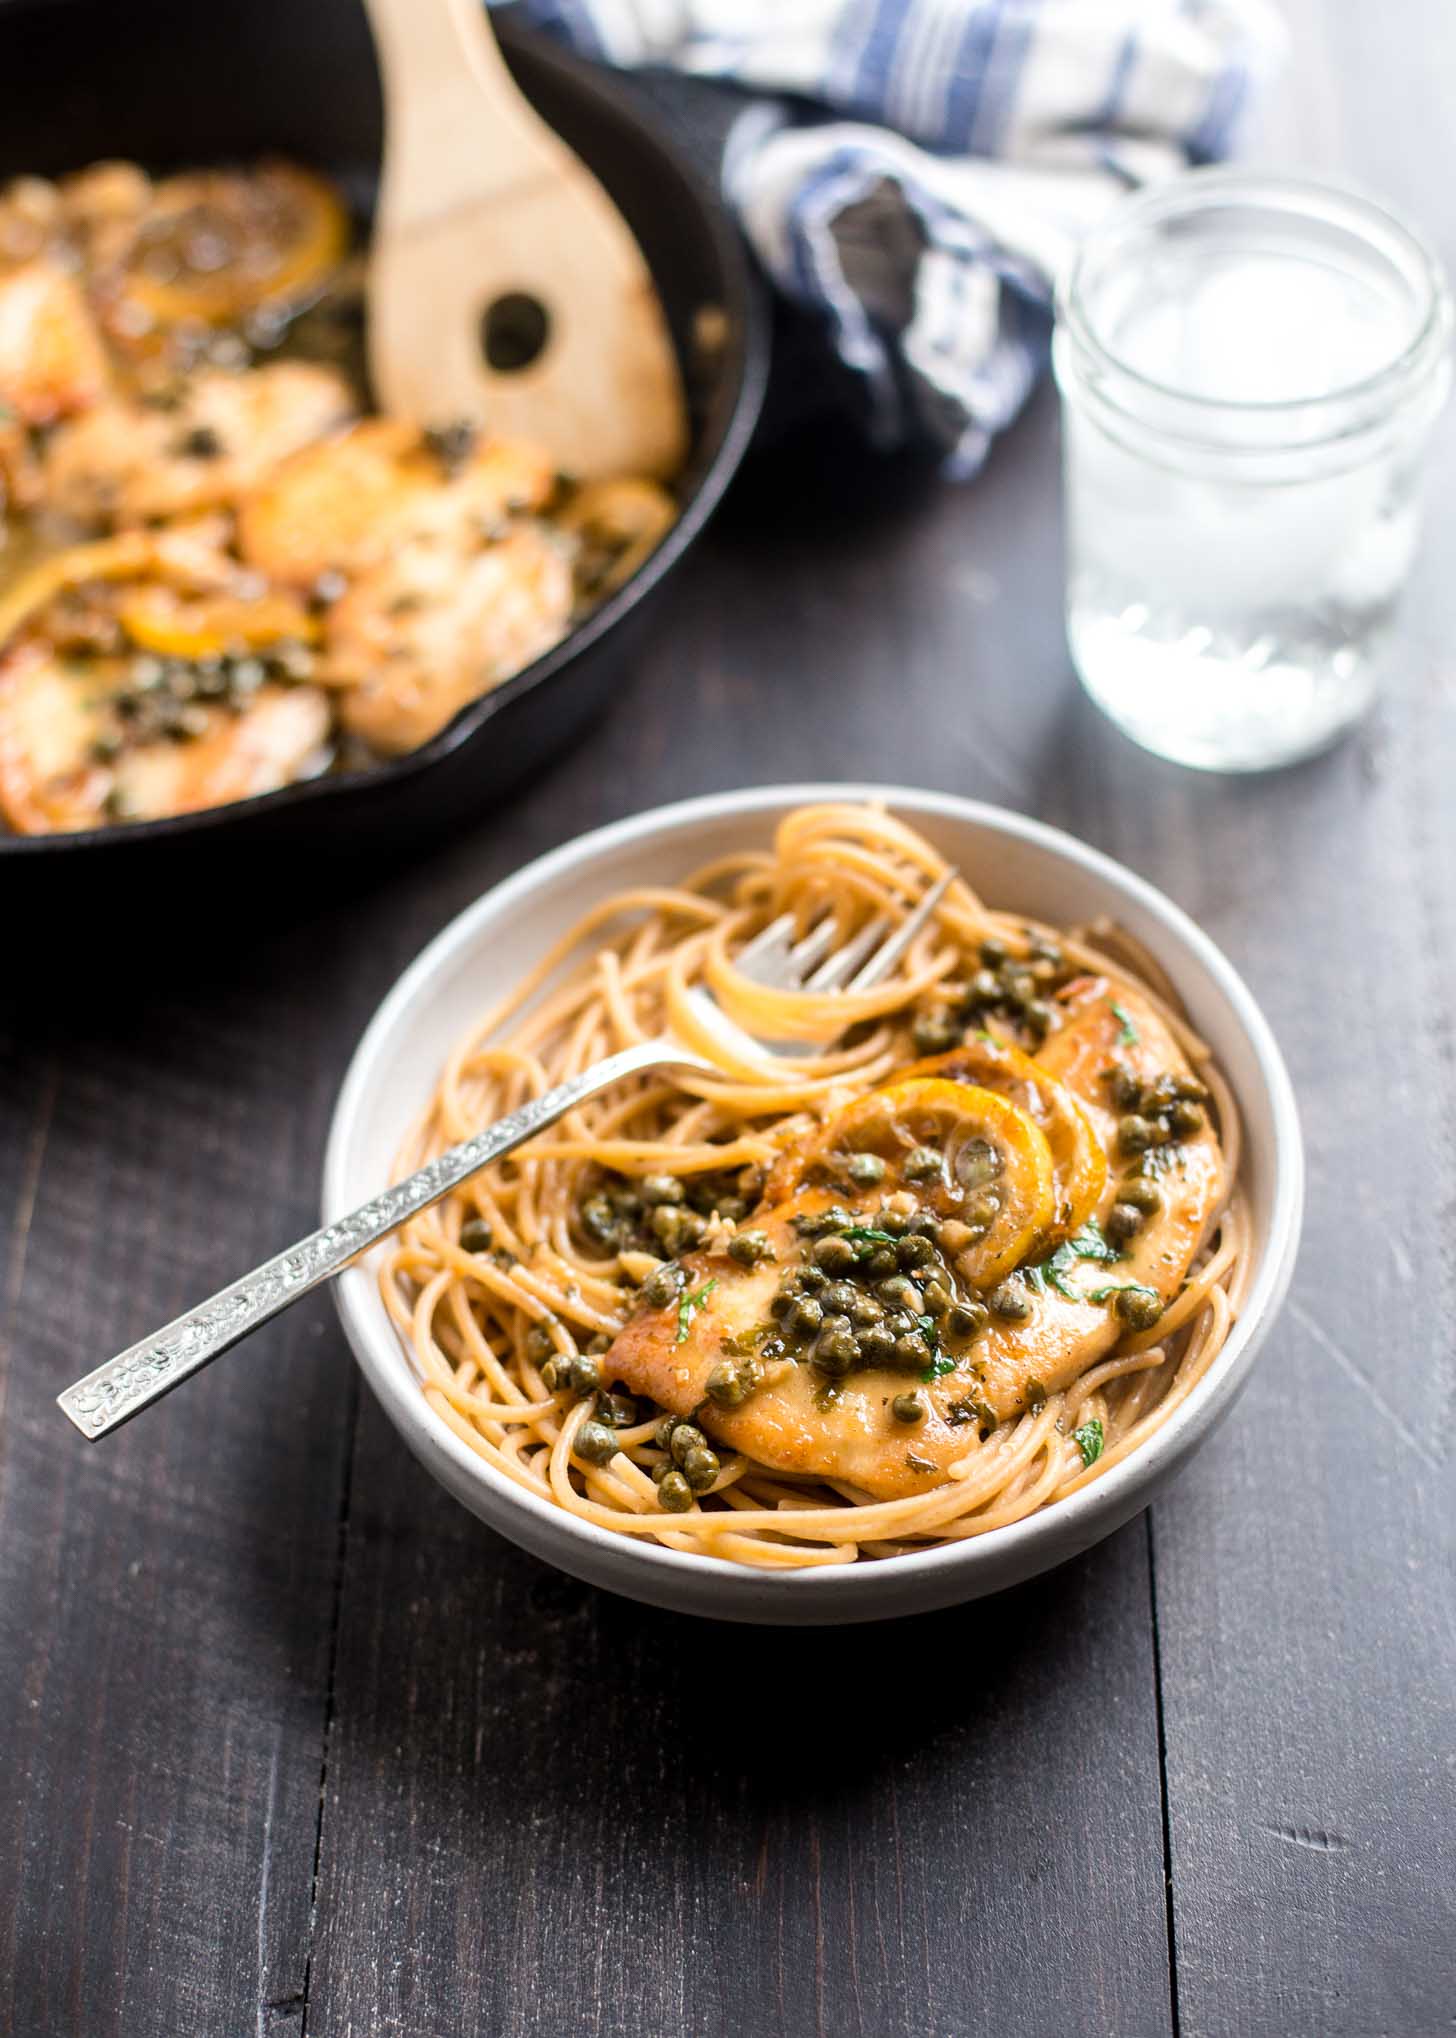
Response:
[481,292,550,372]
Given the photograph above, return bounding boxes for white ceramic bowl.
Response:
[324,786,1302,1624]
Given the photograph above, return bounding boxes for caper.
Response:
[539,1356,565,1393]
[946,1299,989,1340]
[1003,970,1037,1007]
[812,1233,857,1276]
[727,1229,775,1267]
[596,1392,638,1428]
[1029,939,1063,972]
[896,1233,936,1270]
[1168,1098,1205,1137]
[650,1204,703,1253]
[574,1420,620,1467]
[715,1195,749,1224]
[877,1274,922,1312]
[905,1210,941,1239]
[654,1414,684,1450]
[1106,1201,1146,1244]
[656,1468,693,1512]
[921,1280,952,1318]
[1174,1076,1210,1104]
[669,1422,708,1467]
[902,1146,943,1183]
[964,968,1002,1008]
[955,1138,1002,1192]
[814,1317,860,1374]
[846,1151,886,1186]
[885,1311,916,1339]
[822,1281,860,1316]
[459,1217,493,1254]
[1118,1113,1159,1154]
[891,1392,925,1425]
[912,1010,961,1055]
[989,1278,1031,1322]
[609,1185,643,1218]
[978,936,1009,968]
[580,1194,620,1247]
[786,1295,825,1337]
[866,1247,899,1279]
[567,1353,602,1396]
[1121,1177,1163,1216]
[1115,1287,1164,1331]
[525,1323,556,1362]
[858,1324,897,1366]
[1022,999,1053,1040]
[1108,1065,1143,1111]
[964,1191,1002,1234]
[681,1445,720,1494]
[769,1289,795,1321]
[849,1295,885,1328]
[705,1360,748,1407]
[891,1333,928,1371]
[877,1209,910,1237]
[643,1262,687,1309]
[640,1173,685,1206]
[798,1264,829,1293]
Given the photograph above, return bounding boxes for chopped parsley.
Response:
[1024,1219,1120,1300]
[675,1278,718,1344]
[1087,1281,1159,1305]
[1073,1418,1104,1467]
[840,1226,897,1249]
[1110,1000,1139,1047]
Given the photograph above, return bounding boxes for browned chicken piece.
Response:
[332,524,574,755]
[0,638,330,832]
[605,977,1224,1500]
[41,360,354,526]
[236,421,557,586]
[0,259,111,424]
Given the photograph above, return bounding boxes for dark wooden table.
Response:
[4,7,1454,2034]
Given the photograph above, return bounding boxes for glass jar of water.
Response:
[1054,171,1452,771]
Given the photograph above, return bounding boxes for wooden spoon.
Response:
[362,0,687,480]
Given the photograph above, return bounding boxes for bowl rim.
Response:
[324,783,1304,1599]
[0,22,770,861]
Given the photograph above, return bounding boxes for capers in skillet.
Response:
[643,1261,687,1309]
[640,1173,685,1206]
[459,1217,493,1254]
[656,1467,694,1512]
[988,1278,1031,1322]
[846,1151,886,1187]
[574,1420,621,1467]
[727,1229,775,1267]
[902,1146,942,1183]
[1114,1287,1164,1332]
[1121,1177,1163,1216]
[812,1233,857,1276]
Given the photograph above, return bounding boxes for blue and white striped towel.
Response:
[508,0,1286,471]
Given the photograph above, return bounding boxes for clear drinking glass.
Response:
[1054,170,1452,771]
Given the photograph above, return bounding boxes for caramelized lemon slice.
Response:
[117,582,319,658]
[901,1035,1107,1245]
[787,1075,1057,1290]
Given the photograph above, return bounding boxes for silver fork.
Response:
[57,871,954,1440]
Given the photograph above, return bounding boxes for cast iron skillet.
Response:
[0,0,767,893]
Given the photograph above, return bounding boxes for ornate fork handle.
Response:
[58,1037,699,1441]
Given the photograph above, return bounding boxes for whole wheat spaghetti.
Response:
[380,804,1250,1571]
